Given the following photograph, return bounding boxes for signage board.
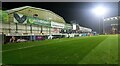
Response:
[73,24,76,30]
[51,21,64,28]
[28,17,51,27]
[14,13,27,24]
[64,24,72,29]
[2,11,9,23]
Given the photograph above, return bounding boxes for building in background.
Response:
[1,6,66,36]
[1,6,94,44]
[1,6,93,36]
[104,16,119,34]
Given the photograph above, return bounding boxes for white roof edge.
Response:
[29,6,65,23]
[6,6,65,23]
[6,6,30,13]
[6,6,57,16]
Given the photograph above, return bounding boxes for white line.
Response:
[2,36,102,52]
[2,38,82,52]
[2,45,39,52]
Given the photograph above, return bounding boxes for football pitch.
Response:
[2,35,118,64]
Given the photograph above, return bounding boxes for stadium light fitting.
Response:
[92,6,108,16]
[110,17,114,20]
[104,19,106,21]
[107,18,110,21]
[115,17,118,20]
[92,5,108,34]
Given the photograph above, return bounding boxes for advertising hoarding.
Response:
[28,17,51,27]
[51,21,64,28]
[73,24,76,30]
[64,24,72,29]
[2,11,9,23]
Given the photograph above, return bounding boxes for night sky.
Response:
[2,2,118,33]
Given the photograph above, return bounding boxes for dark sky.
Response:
[2,2,119,33]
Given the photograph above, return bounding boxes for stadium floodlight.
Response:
[115,17,118,20]
[110,17,114,20]
[104,19,106,21]
[107,18,110,21]
[92,6,107,16]
[92,5,108,34]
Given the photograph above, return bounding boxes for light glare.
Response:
[107,18,110,20]
[111,17,114,20]
[92,6,107,16]
[114,17,118,20]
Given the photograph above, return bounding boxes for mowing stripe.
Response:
[78,36,118,64]
[2,37,92,52]
[78,37,109,64]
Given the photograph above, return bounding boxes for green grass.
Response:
[2,35,118,64]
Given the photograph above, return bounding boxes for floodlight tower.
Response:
[92,5,108,34]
